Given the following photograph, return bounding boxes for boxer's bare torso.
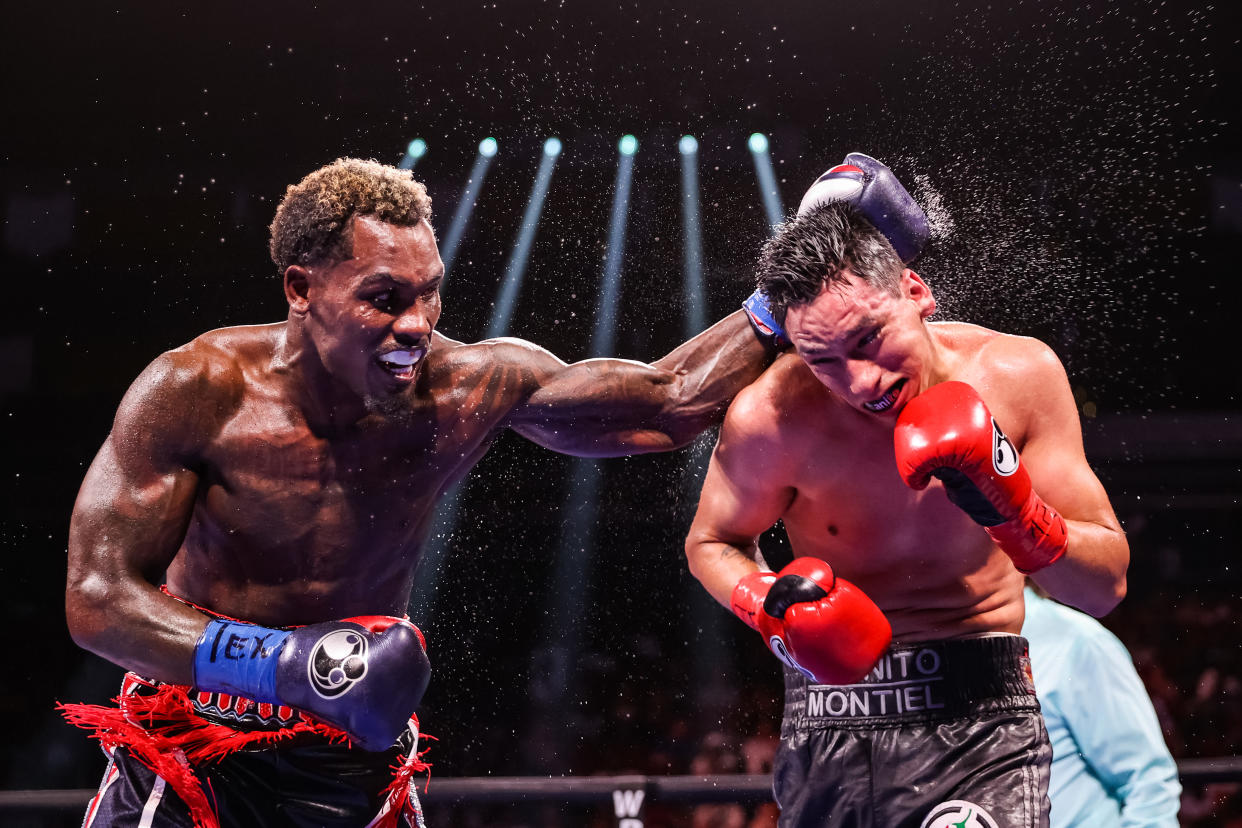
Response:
[688,266,1123,639]
[725,323,1034,641]
[160,325,549,623]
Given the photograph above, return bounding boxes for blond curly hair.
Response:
[269,158,433,274]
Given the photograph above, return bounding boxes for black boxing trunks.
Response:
[771,634,1051,828]
[64,673,427,828]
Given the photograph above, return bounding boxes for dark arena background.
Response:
[3,1,1240,825]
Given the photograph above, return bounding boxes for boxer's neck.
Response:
[274,320,372,433]
[922,322,965,388]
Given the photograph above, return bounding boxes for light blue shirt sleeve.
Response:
[1024,589,1181,828]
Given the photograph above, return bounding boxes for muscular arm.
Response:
[684,388,796,607]
[506,310,772,456]
[65,350,224,684]
[1010,343,1129,616]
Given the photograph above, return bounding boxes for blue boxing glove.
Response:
[193,615,430,752]
[797,152,930,264]
[744,152,930,348]
[742,289,790,350]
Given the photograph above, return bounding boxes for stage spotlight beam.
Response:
[677,134,727,690]
[487,139,563,339]
[439,138,499,281]
[525,134,641,733]
[591,135,638,358]
[748,132,785,232]
[679,135,707,337]
[412,137,563,620]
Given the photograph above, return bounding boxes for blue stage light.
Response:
[618,134,639,156]
[487,147,561,339]
[440,148,496,277]
[407,139,427,159]
[543,137,563,157]
[679,140,706,337]
[748,132,785,231]
[679,135,699,155]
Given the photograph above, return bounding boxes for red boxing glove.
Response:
[893,381,1068,573]
[731,558,891,685]
[730,570,777,631]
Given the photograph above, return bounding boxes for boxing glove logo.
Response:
[797,164,866,216]
[308,630,370,699]
[920,800,998,828]
[990,419,1019,476]
[767,634,817,682]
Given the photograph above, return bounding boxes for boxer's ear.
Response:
[284,265,311,315]
[903,269,936,319]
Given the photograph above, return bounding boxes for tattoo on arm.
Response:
[448,350,541,429]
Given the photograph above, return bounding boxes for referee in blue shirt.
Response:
[1023,586,1181,826]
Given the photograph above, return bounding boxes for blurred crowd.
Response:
[1110,589,1242,826]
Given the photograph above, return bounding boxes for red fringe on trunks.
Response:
[59,677,431,828]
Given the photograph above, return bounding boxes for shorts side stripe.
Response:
[82,755,120,828]
[137,775,167,828]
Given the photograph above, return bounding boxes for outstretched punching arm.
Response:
[504,150,933,459]
[505,310,773,456]
[505,150,928,458]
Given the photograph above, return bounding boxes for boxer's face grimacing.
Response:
[784,269,936,417]
[290,215,444,406]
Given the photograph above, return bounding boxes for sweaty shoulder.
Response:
[722,353,824,450]
[173,323,276,397]
[943,325,1063,384]
[975,328,1062,378]
[936,323,1065,390]
[938,323,1074,445]
[117,325,264,452]
[420,333,550,421]
[425,333,546,387]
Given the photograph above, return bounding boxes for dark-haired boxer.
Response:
[63,157,778,828]
[687,154,1129,827]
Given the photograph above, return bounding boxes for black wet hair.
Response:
[756,201,905,324]
[269,158,433,275]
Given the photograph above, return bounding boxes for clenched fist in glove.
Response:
[731,557,891,684]
[893,380,1068,574]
